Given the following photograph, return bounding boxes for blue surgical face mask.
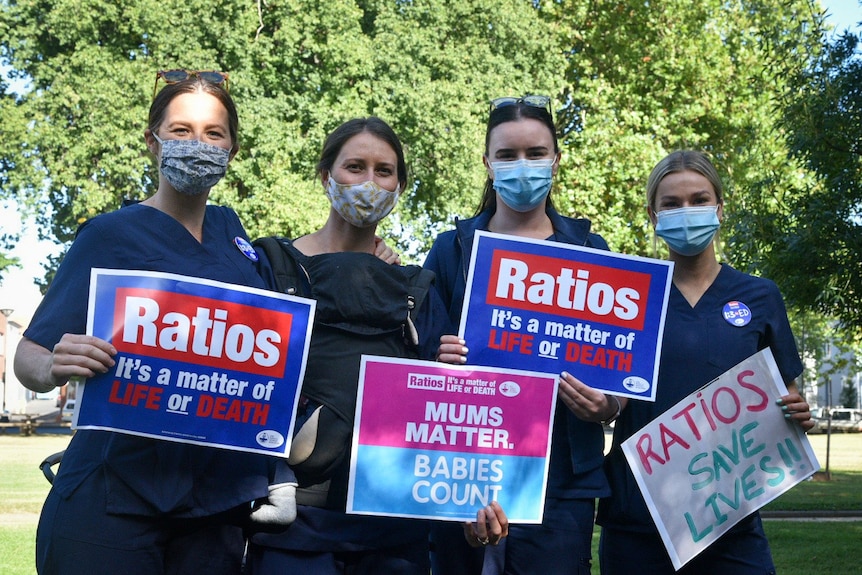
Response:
[152,134,230,196]
[654,205,720,256]
[490,158,554,212]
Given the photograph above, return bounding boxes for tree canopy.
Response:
[0,0,564,271]
[2,0,854,346]
[731,27,862,334]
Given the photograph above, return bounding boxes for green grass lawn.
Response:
[765,521,862,574]
[763,433,862,512]
[2,433,861,574]
[0,435,69,575]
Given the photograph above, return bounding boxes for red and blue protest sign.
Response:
[76,269,315,456]
[459,231,673,401]
[347,356,558,522]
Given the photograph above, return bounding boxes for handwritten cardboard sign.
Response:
[622,348,819,570]
[460,231,673,401]
[347,356,558,522]
[76,269,315,456]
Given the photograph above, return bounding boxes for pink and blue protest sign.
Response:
[460,231,673,401]
[76,269,315,456]
[622,348,819,570]
[347,356,558,522]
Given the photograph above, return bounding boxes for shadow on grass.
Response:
[766,520,862,575]
[764,470,862,512]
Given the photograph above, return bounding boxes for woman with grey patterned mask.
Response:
[144,72,238,212]
[14,71,279,575]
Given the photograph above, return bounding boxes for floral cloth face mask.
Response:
[325,177,401,228]
[153,133,230,196]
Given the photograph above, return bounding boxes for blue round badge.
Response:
[234,236,259,261]
[722,301,752,327]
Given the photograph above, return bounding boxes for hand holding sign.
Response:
[558,370,624,424]
[777,390,815,432]
[46,333,118,388]
[463,501,509,547]
[436,334,469,365]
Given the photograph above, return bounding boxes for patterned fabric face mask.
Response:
[325,177,401,228]
[491,159,554,212]
[655,206,720,256]
[153,134,230,196]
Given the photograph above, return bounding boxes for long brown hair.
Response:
[316,117,407,190]
[475,101,559,215]
[148,78,239,155]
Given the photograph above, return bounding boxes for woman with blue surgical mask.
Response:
[597,150,813,575]
[425,96,617,575]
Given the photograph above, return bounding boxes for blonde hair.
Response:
[647,150,725,259]
[646,150,723,211]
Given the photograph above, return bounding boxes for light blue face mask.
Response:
[654,205,720,256]
[490,158,554,212]
[153,134,230,196]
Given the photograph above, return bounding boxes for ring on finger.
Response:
[477,536,490,546]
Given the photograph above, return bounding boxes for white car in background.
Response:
[809,408,862,434]
[60,399,76,423]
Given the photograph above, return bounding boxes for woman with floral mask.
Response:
[424,96,617,575]
[14,72,276,575]
[596,150,813,574]
[246,117,508,575]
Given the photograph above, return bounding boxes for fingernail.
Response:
[462,347,469,354]
[784,413,791,419]
[775,398,784,405]
[781,405,788,412]
[459,339,466,345]
[460,356,467,364]
[561,371,569,378]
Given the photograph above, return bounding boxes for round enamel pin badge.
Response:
[722,300,752,327]
[234,236,259,261]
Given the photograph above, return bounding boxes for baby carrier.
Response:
[253,237,435,508]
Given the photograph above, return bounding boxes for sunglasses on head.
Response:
[152,69,230,99]
[489,95,552,116]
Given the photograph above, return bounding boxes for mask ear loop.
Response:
[648,206,660,258]
[710,204,723,261]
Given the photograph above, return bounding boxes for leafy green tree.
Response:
[0,45,35,278]
[0,253,18,284]
[735,26,862,334]
[548,0,826,260]
[0,0,835,289]
[0,0,564,277]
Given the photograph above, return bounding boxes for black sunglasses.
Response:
[152,69,230,99]
[489,95,552,117]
